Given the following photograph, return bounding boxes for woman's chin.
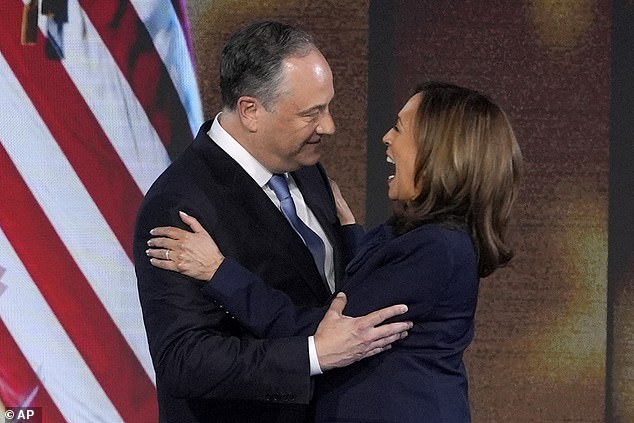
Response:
[387,176,396,200]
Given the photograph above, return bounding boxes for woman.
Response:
[147,81,523,422]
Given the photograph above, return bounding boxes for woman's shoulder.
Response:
[399,222,471,246]
[358,221,474,265]
[392,223,476,265]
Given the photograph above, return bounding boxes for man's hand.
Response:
[314,292,412,371]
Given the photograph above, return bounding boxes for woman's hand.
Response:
[329,179,356,225]
[146,211,224,281]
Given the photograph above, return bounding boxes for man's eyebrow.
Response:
[298,104,327,115]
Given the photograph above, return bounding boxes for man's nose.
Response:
[316,112,336,135]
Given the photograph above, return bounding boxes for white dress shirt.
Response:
[207,114,332,375]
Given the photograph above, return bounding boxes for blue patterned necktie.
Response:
[268,174,327,282]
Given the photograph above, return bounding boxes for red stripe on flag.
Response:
[0,144,157,422]
[79,0,194,158]
[0,319,67,422]
[0,0,143,261]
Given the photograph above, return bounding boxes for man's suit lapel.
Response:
[292,167,346,292]
[193,131,331,300]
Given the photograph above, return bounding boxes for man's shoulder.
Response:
[291,163,332,200]
[144,149,200,196]
[145,134,232,197]
[292,162,328,184]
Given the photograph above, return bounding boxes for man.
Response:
[134,21,410,423]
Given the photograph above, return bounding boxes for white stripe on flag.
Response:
[131,0,204,135]
[0,53,155,382]
[0,229,124,423]
[42,0,172,194]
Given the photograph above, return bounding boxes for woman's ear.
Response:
[236,96,259,132]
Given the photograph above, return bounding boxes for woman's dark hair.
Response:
[392,81,523,277]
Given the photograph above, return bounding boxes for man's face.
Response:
[255,50,336,173]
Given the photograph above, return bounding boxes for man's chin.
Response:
[301,144,322,158]
[298,154,321,168]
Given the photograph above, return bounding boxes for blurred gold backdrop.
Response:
[185,1,615,421]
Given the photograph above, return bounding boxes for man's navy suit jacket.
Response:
[133,120,353,423]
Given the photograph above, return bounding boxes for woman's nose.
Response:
[382,130,392,145]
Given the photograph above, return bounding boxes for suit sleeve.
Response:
[201,257,326,338]
[340,223,365,258]
[195,225,365,339]
[340,228,474,322]
[134,194,312,403]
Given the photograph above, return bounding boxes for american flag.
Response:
[0,0,202,421]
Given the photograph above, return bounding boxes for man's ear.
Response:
[237,96,260,132]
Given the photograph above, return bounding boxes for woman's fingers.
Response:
[147,236,167,249]
[179,211,205,233]
[150,226,189,239]
[146,246,168,259]
[145,213,223,281]
[149,257,178,271]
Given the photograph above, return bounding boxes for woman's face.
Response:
[383,93,422,201]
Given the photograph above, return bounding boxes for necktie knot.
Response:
[267,173,328,285]
[268,174,291,201]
